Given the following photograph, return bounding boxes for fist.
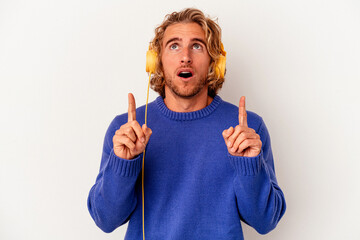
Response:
[113,93,152,160]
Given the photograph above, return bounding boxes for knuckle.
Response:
[237,126,245,133]
[236,147,243,153]
[125,127,133,135]
[133,120,140,127]
[239,132,246,138]
[125,138,134,147]
[129,144,136,151]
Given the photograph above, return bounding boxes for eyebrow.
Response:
[164,37,207,47]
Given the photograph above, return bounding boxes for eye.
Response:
[193,43,202,50]
[170,43,178,50]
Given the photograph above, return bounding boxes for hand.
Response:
[113,93,152,160]
[222,96,262,157]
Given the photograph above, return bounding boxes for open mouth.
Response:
[178,71,193,79]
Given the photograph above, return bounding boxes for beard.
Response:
[164,75,207,99]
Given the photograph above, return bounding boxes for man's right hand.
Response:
[113,93,152,160]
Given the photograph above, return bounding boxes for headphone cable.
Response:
[142,72,151,240]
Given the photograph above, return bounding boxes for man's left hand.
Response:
[222,96,262,157]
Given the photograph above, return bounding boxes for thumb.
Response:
[142,124,152,144]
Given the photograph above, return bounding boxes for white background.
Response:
[1,0,359,239]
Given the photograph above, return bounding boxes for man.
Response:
[87,8,286,240]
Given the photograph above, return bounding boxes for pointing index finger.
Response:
[238,96,248,127]
[128,93,136,122]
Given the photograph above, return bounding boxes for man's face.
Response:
[161,22,211,98]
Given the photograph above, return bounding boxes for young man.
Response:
[88,8,286,240]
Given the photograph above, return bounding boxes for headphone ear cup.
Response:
[146,49,157,73]
[215,54,226,79]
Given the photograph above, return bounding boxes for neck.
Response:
[164,87,213,112]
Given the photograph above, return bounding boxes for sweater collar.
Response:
[155,95,222,121]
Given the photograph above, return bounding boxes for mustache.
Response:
[179,64,192,68]
[176,65,194,73]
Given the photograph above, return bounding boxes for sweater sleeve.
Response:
[87,117,143,233]
[228,118,286,234]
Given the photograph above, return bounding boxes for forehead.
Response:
[162,22,206,44]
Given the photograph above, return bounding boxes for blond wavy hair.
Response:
[149,8,225,98]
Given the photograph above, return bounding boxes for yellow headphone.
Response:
[145,43,227,78]
[141,43,226,240]
[215,43,227,79]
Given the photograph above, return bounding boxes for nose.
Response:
[180,48,192,64]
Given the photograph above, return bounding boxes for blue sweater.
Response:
[87,95,286,240]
